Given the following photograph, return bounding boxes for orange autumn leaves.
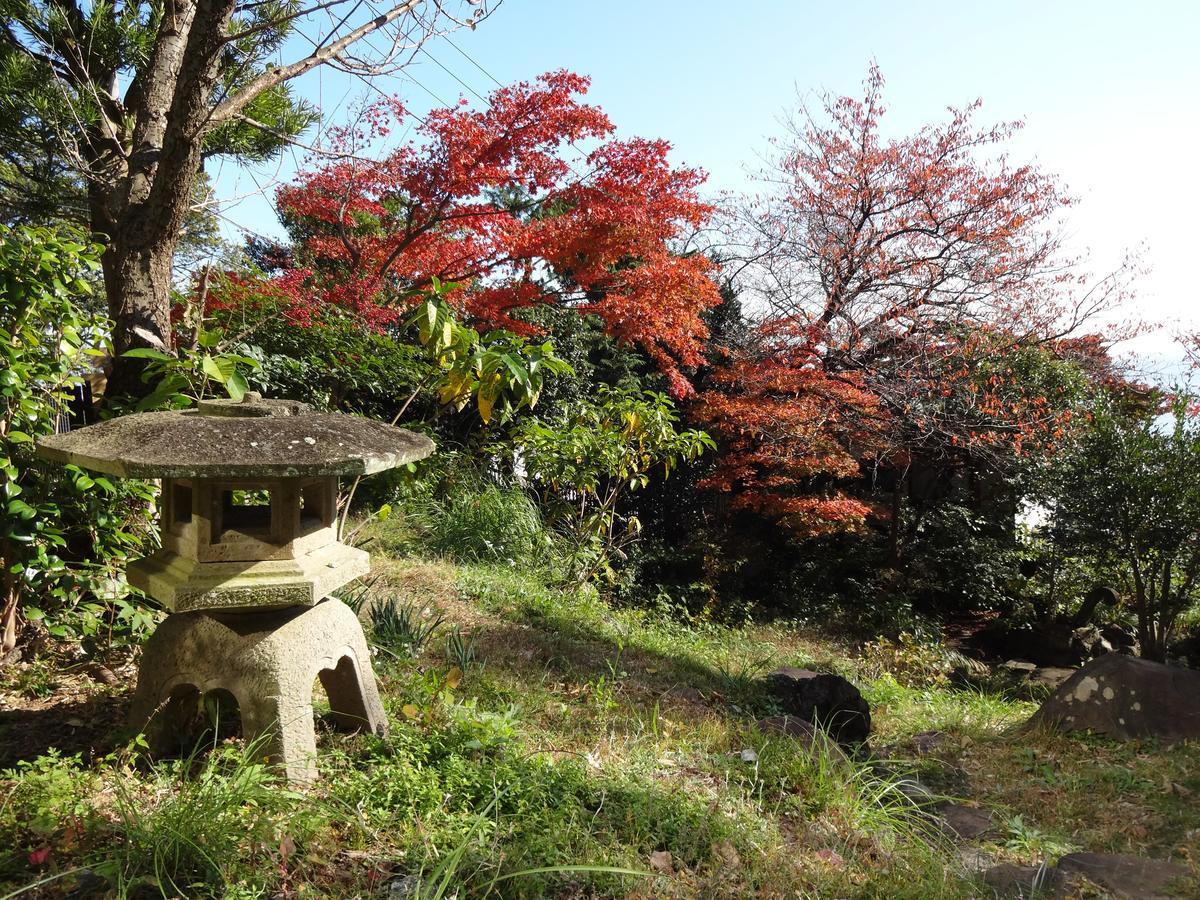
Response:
[695,67,1118,537]
[275,71,719,397]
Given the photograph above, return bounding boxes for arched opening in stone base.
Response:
[145,685,244,757]
[314,656,373,734]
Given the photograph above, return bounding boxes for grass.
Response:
[2,551,1198,897]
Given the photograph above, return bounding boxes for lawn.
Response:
[2,555,1198,898]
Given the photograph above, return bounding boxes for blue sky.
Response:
[212,0,1199,373]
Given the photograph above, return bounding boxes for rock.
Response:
[1028,654,1200,743]
[89,665,119,686]
[982,863,1069,898]
[893,776,937,805]
[387,875,420,899]
[648,850,674,874]
[1002,660,1038,675]
[1070,585,1121,628]
[1029,667,1076,690]
[757,714,818,739]
[1056,852,1193,899]
[1070,624,1116,661]
[1100,623,1137,653]
[739,748,759,764]
[763,667,871,745]
[937,804,996,841]
[955,846,995,875]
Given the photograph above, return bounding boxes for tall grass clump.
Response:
[97,738,306,898]
[425,482,548,565]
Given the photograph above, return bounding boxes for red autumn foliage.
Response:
[268,70,721,395]
[698,66,1131,536]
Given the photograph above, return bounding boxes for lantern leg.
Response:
[126,599,386,784]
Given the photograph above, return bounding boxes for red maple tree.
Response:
[698,67,1131,537]
[262,70,720,395]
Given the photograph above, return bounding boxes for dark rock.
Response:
[982,863,1070,898]
[757,714,817,739]
[1100,623,1137,653]
[763,667,870,745]
[1070,624,1115,661]
[937,804,996,841]
[893,776,937,805]
[1028,654,1200,743]
[956,846,996,876]
[1070,585,1121,628]
[1056,852,1194,899]
[1002,660,1038,675]
[973,612,1136,668]
[387,874,420,899]
[90,665,119,686]
[974,624,1079,667]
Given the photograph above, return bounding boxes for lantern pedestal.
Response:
[128,598,385,784]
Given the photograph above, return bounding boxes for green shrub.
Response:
[426,483,548,565]
[0,224,157,657]
[370,597,444,657]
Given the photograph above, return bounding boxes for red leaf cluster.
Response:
[269,71,720,395]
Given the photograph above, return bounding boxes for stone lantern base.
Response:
[128,598,386,783]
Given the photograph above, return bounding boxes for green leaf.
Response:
[122,348,176,361]
[201,354,228,384]
[7,499,37,519]
[226,371,248,401]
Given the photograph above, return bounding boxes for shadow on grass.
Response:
[0,693,128,769]
[460,598,783,719]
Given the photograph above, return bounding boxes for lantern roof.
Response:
[36,394,434,479]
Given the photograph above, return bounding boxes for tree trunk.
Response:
[91,0,236,401]
[101,230,180,400]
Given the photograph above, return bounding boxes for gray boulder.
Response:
[1028,654,1200,743]
[1057,852,1194,899]
[764,667,871,746]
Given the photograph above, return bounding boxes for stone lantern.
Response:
[37,394,433,781]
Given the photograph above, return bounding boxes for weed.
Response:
[426,483,549,565]
[370,597,444,657]
[1002,814,1078,863]
[98,737,307,898]
[445,624,479,670]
